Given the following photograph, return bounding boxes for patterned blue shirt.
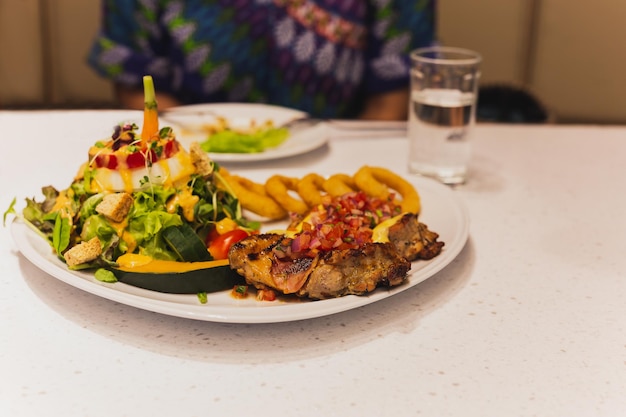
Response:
[88,0,436,118]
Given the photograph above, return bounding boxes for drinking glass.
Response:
[407,46,481,185]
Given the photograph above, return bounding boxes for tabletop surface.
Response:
[1,110,625,417]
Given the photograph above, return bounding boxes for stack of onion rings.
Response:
[220,166,420,220]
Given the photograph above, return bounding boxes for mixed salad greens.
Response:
[4,76,259,279]
[5,169,253,266]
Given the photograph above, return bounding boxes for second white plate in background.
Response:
[162,103,329,162]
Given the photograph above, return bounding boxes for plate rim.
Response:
[11,176,469,324]
[167,102,308,118]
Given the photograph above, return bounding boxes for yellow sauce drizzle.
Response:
[116,253,228,273]
[51,191,74,216]
[120,169,134,193]
[109,218,137,253]
[371,213,405,243]
[166,186,199,222]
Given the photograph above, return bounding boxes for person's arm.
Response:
[358,89,409,121]
[115,83,183,110]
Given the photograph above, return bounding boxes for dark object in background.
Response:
[477,85,550,123]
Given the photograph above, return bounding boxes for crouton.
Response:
[64,237,102,267]
[189,141,213,177]
[96,192,133,222]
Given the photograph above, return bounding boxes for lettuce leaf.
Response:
[81,214,117,248]
[128,210,182,248]
[78,193,104,224]
[200,127,288,153]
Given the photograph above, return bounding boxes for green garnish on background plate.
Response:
[199,126,289,153]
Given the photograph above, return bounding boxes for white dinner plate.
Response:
[11,177,469,324]
[161,103,329,162]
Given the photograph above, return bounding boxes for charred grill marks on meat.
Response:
[228,213,444,300]
[301,242,410,299]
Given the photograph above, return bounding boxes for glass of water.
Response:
[407,46,482,185]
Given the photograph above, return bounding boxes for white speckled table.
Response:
[1,110,625,417]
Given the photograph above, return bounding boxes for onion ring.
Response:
[265,175,309,215]
[223,174,287,220]
[296,173,326,207]
[353,166,421,213]
[322,173,357,197]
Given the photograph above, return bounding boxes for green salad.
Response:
[5,169,256,269]
[199,125,289,153]
[4,76,260,277]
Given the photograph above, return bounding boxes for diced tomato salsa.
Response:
[275,191,402,258]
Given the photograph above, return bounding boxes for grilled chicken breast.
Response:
[300,242,410,299]
[228,213,444,300]
[387,213,445,261]
[229,236,410,300]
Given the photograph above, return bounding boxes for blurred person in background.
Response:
[88,0,436,120]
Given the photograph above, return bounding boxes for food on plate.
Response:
[385,213,444,261]
[206,227,250,260]
[219,173,287,220]
[222,166,422,222]
[94,192,133,223]
[110,254,244,294]
[296,173,326,207]
[86,100,194,193]
[5,76,257,295]
[5,76,445,303]
[353,166,421,213]
[322,173,357,197]
[64,237,102,268]
[264,175,310,216]
[228,190,444,300]
[230,233,410,299]
[198,118,289,153]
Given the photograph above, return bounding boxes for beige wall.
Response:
[530,0,626,123]
[0,0,113,108]
[1,0,625,123]
[439,0,626,124]
[438,0,532,86]
[0,0,44,105]
[46,0,114,105]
